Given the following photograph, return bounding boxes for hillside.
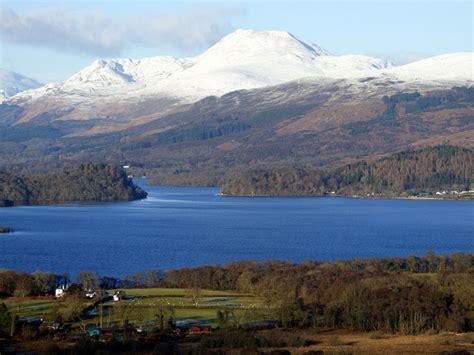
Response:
[0,163,147,207]
[1,84,473,180]
[0,30,472,179]
[221,146,474,197]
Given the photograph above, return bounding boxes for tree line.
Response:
[222,145,473,196]
[0,163,147,207]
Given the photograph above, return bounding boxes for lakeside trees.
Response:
[222,145,473,197]
[0,163,147,207]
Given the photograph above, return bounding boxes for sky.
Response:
[1,0,472,83]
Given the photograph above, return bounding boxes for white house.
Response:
[113,290,126,301]
[55,285,68,298]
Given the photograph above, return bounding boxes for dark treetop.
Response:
[0,163,147,207]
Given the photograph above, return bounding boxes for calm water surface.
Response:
[0,180,472,276]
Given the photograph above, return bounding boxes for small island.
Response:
[0,226,14,233]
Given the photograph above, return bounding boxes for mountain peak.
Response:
[0,69,43,101]
[229,28,294,39]
[9,28,470,119]
[213,28,330,57]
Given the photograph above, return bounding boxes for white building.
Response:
[55,285,68,298]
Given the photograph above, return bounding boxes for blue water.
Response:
[0,180,472,276]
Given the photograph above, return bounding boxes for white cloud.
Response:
[0,5,241,56]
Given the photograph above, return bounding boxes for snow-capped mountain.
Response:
[386,53,474,83]
[0,69,42,101]
[8,30,390,110]
[5,29,473,124]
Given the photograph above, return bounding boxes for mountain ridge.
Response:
[0,69,43,102]
[4,29,393,119]
[4,29,471,128]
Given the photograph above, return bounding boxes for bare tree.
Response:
[78,272,100,290]
[144,269,162,288]
[114,299,135,331]
[32,271,58,295]
[13,274,34,299]
[187,286,202,308]
[154,299,175,331]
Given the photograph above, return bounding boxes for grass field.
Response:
[118,288,252,298]
[3,298,57,317]
[2,288,261,329]
[83,287,261,328]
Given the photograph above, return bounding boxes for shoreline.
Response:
[219,191,474,200]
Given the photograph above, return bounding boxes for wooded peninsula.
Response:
[222,145,473,198]
[0,163,147,207]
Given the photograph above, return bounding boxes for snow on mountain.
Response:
[0,69,42,102]
[9,29,390,106]
[64,56,185,93]
[13,56,185,104]
[6,29,473,123]
[385,53,474,83]
[155,29,390,98]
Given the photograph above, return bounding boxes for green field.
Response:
[3,288,262,329]
[88,288,262,328]
[117,288,251,298]
[4,298,57,317]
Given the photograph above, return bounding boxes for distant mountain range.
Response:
[0,69,42,101]
[0,29,473,179]
[3,29,472,124]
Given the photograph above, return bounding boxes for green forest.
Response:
[0,163,147,207]
[222,145,473,197]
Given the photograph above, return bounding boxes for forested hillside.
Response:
[222,146,473,197]
[0,163,147,207]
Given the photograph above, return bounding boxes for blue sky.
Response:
[1,0,472,83]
